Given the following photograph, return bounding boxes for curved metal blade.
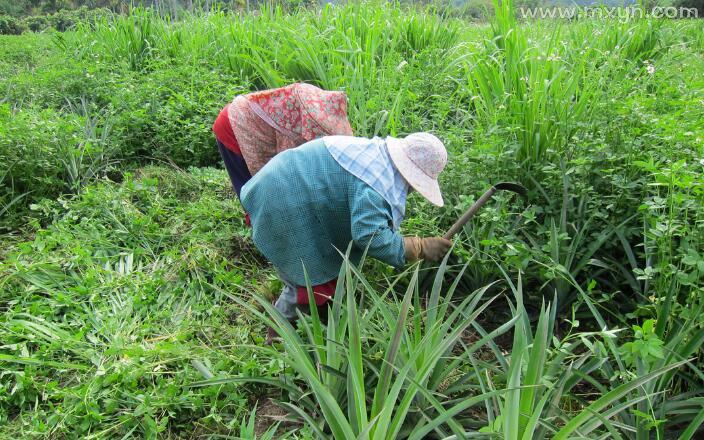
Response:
[493,182,528,197]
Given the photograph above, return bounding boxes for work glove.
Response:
[403,236,452,263]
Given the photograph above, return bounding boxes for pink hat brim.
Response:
[387,136,444,207]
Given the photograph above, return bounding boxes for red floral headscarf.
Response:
[228,83,353,175]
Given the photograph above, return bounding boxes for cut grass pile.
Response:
[0,167,284,437]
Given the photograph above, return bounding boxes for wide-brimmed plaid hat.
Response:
[386,133,447,207]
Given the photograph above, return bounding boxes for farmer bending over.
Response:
[239,133,452,340]
[212,83,353,224]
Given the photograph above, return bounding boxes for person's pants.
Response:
[216,139,251,198]
[217,139,252,225]
[273,271,336,320]
[274,271,306,320]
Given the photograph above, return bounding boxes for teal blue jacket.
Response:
[240,139,406,286]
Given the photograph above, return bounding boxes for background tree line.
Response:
[1,0,701,36]
[0,0,259,18]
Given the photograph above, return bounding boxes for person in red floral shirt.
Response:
[212,83,353,203]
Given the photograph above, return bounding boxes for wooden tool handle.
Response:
[443,187,497,240]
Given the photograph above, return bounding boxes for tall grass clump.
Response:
[461,0,672,169]
[214,2,465,135]
[193,252,701,438]
[62,2,465,137]
[462,0,596,167]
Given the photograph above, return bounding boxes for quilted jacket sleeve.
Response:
[349,180,406,268]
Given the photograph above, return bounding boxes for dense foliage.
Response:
[0,1,703,438]
[0,6,111,34]
[0,0,237,17]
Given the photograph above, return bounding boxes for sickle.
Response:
[443,182,528,240]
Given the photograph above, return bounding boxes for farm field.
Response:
[1,1,703,438]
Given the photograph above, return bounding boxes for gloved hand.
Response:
[404,236,452,263]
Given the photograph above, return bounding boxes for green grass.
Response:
[0,167,281,436]
[1,0,703,438]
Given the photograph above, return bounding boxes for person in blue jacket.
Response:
[240,133,452,339]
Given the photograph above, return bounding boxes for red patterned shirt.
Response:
[212,104,241,154]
